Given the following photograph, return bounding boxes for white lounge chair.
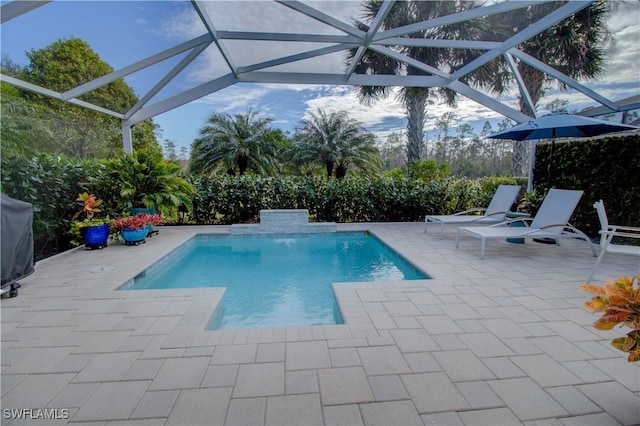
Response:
[425,184,520,238]
[456,188,596,259]
[587,200,640,282]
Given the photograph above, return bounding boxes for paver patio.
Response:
[1,222,639,425]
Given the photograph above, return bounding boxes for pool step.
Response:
[230,209,337,234]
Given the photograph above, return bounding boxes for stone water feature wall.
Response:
[230,209,337,234]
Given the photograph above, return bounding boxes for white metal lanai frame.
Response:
[1,0,638,152]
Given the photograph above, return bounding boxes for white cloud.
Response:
[595,3,640,86]
[193,84,273,110]
[304,89,404,123]
[154,4,206,41]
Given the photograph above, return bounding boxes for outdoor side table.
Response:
[505,212,530,244]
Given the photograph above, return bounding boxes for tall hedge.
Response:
[190,175,519,225]
[534,134,640,238]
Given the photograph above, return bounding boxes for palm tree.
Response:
[485,1,611,176]
[349,0,491,166]
[190,109,282,175]
[292,108,380,179]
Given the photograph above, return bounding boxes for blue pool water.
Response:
[120,232,429,329]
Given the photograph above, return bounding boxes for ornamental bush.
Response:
[189,175,518,225]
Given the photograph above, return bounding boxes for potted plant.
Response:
[580,275,640,362]
[110,213,163,246]
[91,150,194,219]
[517,189,543,216]
[70,193,110,249]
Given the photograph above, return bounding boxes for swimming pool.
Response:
[120,232,429,329]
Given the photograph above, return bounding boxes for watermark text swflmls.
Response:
[3,408,70,420]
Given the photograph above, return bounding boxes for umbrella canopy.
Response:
[488,113,640,141]
[487,113,640,192]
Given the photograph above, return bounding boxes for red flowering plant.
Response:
[110,213,163,231]
[580,275,640,362]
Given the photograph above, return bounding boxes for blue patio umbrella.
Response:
[488,113,640,191]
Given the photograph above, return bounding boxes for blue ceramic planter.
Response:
[129,208,158,237]
[120,227,148,245]
[80,224,109,249]
[129,207,156,215]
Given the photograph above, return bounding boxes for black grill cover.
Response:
[1,193,35,286]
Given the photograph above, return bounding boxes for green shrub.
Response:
[407,159,450,181]
[190,175,490,224]
[383,159,450,182]
[0,154,90,259]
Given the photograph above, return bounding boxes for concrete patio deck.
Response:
[1,222,639,425]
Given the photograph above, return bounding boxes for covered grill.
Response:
[1,193,35,297]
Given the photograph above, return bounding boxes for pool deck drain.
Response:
[1,223,639,425]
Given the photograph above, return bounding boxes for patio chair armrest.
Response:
[538,223,568,231]
[484,211,509,217]
[453,208,486,216]
[607,225,640,233]
[600,230,640,239]
[506,217,533,225]
[487,218,532,228]
[464,211,512,223]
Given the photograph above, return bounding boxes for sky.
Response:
[1,0,639,155]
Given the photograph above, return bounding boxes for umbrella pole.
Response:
[527,140,537,193]
[547,128,556,189]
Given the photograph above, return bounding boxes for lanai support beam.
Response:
[0,74,124,119]
[1,0,50,23]
[504,52,537,118]
[128,74,238,125]
[125,40,212,119]
[345,0,394,79]
[373,0,547,41]
[578,95,640,117]
[447,80,531,124]
[508,48,619,111]
[237,44,357,75]
[368,45,450,78]
[374,39,501,49]
[217,31,359,44]
[275,0,366,38]
[122,122,133,154]
[448,1,592,83]
[191,0,238,77]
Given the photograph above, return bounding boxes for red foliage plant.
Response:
[110,213,163,231]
